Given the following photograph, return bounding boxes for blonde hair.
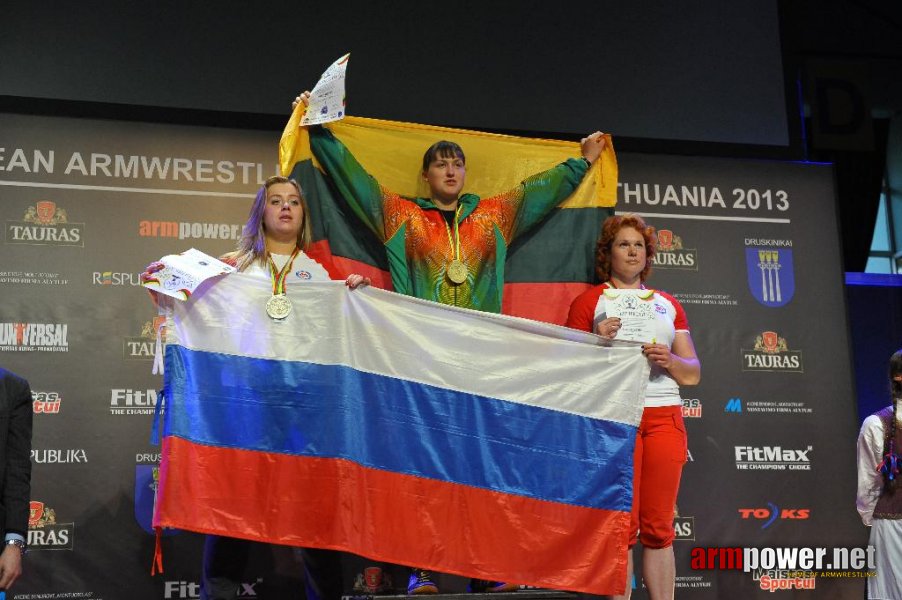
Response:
[221,175,313,272]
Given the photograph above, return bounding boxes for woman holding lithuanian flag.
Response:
[293,91,606,317]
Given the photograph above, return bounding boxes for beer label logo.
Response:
[124,317,166,360]
[28,500,74,550]
[353,566,395,594]
[741,331,803,372]
[653,229,698,271]
[746,247,794,307]
[5,202,84,246]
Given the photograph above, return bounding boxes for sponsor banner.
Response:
[31,448,88,464]
[653,229,698,271]
[738,504,811,529]
[111,388,158,415]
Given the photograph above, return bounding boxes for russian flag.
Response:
[153,275,649,595]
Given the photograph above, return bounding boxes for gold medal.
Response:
[266,294,292,320]
[447,259,468,285]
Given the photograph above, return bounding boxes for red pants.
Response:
[629,405,687,549]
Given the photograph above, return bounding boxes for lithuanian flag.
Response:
[279,108,617,324]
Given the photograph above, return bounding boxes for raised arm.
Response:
[296,91,391,241]
[497,132,607,243]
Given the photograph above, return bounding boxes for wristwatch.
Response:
[6,538,26,555]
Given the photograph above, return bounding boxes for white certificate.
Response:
[301,53,351,126]
[142,248,235,301]
[603,289,657,343]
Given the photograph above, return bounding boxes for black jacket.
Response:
[0,369,33,537]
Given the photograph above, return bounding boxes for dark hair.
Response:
[890,348,902,398]
[881,348,902,489]
[594,214,656,283]
[421,141,466,172]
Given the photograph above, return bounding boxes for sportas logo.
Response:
[32,390,62,414]
[5,202,84,246]
[682,398,702,418]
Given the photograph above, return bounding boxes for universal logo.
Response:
[741,331,803,373]
[0,322,69,352]
[653,229,698,271]
[5,202,84,246]
[28,501,74,550]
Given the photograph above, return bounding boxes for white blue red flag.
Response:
[152,275,649,595]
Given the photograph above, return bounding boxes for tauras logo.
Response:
[5,201,84,247]
[741,331,803,373]
[31,448,88,463]
[653,229,698,270]
[735,445,812,470]
[124,317,166,360]
[28,501,74,550]
[0,322,69,352]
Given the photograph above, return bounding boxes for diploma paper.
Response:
[142,248,235,301]
[301,53,350,126]
[603,289,657,343]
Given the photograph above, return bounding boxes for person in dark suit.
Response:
[0,368,33,592]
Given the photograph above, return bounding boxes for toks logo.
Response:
[653,229,698,270]
[32,390,62,414]
[124,317,166,360]
[28,501,74,550]
[739,502,810,529]
[741,331,803,372]
[5,202,84,246]
[0,322,69,352]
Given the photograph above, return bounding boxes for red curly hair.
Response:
[595,214,657,283]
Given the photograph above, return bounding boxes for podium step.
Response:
[343,591,577,600]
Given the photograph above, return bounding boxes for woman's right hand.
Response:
[595,317,622,339]
[139,262,164,285]
[291,91,311,111]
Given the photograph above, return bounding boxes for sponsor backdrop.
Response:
[1,113,865,599]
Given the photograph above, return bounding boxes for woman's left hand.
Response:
[642,343,675,369]
[345,274,371,289]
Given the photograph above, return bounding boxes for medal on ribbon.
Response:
[444,206,468,285]
[266,247,301,320]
